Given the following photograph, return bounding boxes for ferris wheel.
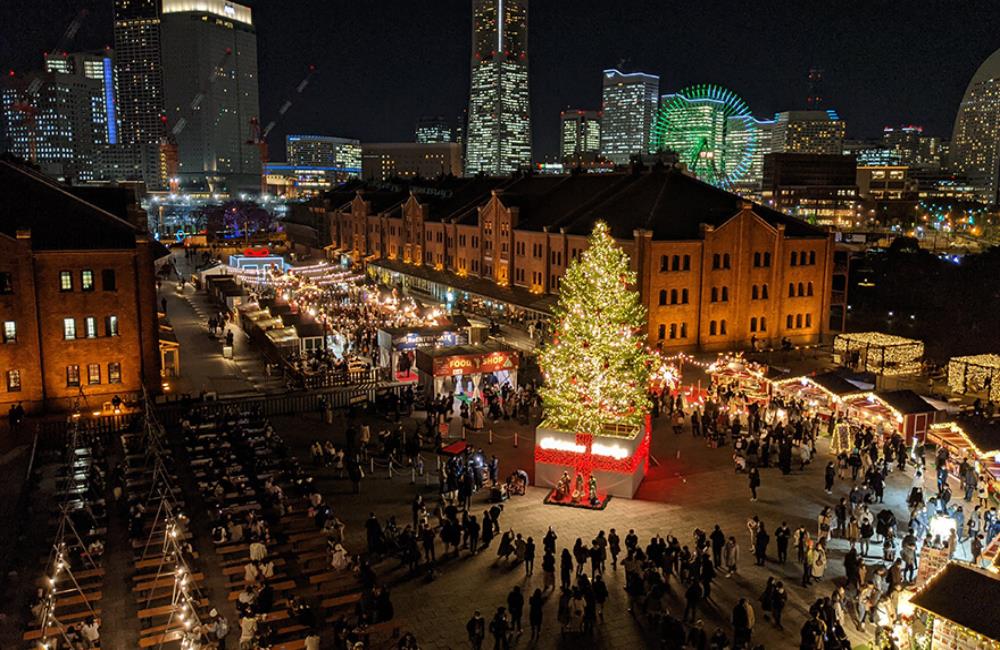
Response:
[652,84,758,189]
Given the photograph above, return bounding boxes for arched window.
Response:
[791,252,798,266]
[681,288,689,304]
[753,252,761,267]
[683,255,691,271]
[680,323,688,338]
[752,285,759,300]
[805,313,812,328]
[670,289,678,305]
[807,282,814,296]
[763,252,771,267]
[720,320,728,335]
[721,286,729,302]
[672,255,680,271]
[809,251,816,265]
[660,255,668,271]
[760,317,767,332]
[788,283,795,297]
[798,282,805,297]
[658,324,666,339]
[669,323,678,339]
[658,289,667,306]
[786,314,794,329]
[761,284,769,299]
[712,253,721,270]
[709,320,717,336]
[711,287,718,303]
[750,317,758,332]
[796,314,803,329]
[723,253,731,269]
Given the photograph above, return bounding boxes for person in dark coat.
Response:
[528,588,544,641]
[748,467,761,501]
[506,586,524,634]
[754,525,770,566]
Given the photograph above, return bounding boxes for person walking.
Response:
[775,522,791,564]
[723,536,740,577]
[466,610,486,650]
[771,581,787,631]
[489,607,510,650]
[593,575,608,621]
[507,586,524,636]
[754,524,769,566]
[542,550,556,591]
[684,579,703,623]
[748,467,761,501]
[560,549,572,590]
[710,524,726,568]
[524,536,535,576]
[731,598,755,649]
[528,588,544,641]
[608,528,621,570]
[824,461,836,494]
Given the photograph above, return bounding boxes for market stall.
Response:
[377,324,469,382]
[926,418,1000,493]
[772,371,868,418]
[707,354,776,403]
[834,331,924,375]
[414,345,520,401]
[909,562,1000,650]
[840,390,939,442]
[948,354,1000,403]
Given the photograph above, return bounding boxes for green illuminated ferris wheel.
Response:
[652,84,758,189]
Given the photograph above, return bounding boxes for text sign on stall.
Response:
[432,355,480,377]
[480,351,518,373]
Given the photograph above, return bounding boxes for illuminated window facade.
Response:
[559,109,601,165]
[415,116,454,144]
[951,47,1000,203]
[465,0,531,176]
[600,69,660,165]
[113,0,165,146]
[771,110,845,156]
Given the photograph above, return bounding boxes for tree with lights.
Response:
[539,221,653,436]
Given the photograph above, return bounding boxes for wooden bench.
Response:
[23,608,102,640]
[134,551,199,570]
[54,590,101,611]
[137,598,208,620]
[222,557,286,577]
[227,579,295,600]
[134,572,204,594]
[321,592,362,612]
[138,629,183,647]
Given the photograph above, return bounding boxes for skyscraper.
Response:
[2,64,107,182]
[465,0,531,176]
[559,109,601,165]
[600,69,659,166]
[112,0,164,146]
[160,0,260,192]
[771,110,845,156]
[415,116,453,143]
[951,47,1000,203]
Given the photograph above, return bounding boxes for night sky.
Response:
[3,0,999,161]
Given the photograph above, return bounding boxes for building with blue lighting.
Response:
[771,110,846,156]
[600,69,660,166]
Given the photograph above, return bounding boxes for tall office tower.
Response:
[559,109,601,164]
[416,116,453,143]
[160,0,260,192]
[44,50,119,146]
[726,116,774,195]
[806,68,824,109]
[2,66,107,182]
[771,110,845,156]
[465,0,531,175]
[600,69,660,166]
[951,47,1000,203]
[882,125,924,166]
[113,0,164,146]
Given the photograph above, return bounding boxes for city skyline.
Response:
[2,1,998,163]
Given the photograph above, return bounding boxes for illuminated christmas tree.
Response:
[539,221,653,435]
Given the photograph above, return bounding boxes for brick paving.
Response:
[269,406,943,649]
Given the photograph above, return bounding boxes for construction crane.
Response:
[248,64,317,195]
[10,8,89,162]
[160,47,233,192]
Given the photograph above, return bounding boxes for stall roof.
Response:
[940,416,1000,456]
[415,342,512,359]
[370,259,557,315]
[380,324,465,338]
[810,372,865,396]
[876,390,937,416]
[266,327,299,345]
[910,563,1000,641]
[296,322,326,339]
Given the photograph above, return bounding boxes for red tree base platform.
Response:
[543,489,611,510]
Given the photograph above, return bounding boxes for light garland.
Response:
[834,332,924,376]
[948,354,1000,402]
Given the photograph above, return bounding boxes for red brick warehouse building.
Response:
[0,161,164,414]
[326,165,847,351]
